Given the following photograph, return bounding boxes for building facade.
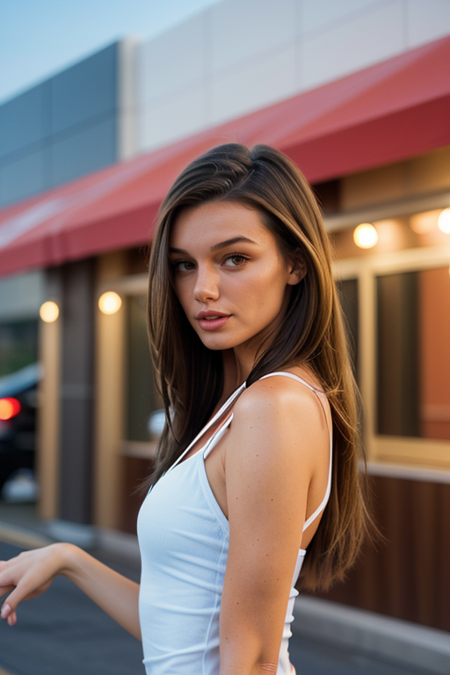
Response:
[0,0,450,634]
[137,0,450,152]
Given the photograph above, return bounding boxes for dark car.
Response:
[0,363,42,493]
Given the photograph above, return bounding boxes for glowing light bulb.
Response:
[98,291,122,315]
[353,223,378,249]
[40,301,59,322]
[438,208,450,234]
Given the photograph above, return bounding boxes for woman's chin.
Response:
[196,330,242,352]
[199,336,236,351]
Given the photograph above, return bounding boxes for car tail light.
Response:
[0,397,22,421]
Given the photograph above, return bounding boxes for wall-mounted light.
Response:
[438,208,450,234]
[409,210,439,234]
[353,222,378,249]
[39,300,59,323]
[98,291,122,315]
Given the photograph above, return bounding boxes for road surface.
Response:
[0,541,436,675]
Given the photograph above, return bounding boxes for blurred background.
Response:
[0,1,449,673]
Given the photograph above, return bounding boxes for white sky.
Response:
[0,0,223,104]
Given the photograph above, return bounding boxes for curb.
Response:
[43,520,140,563]
[293,596,450,675]
[0,519,140,565]
[0,522,52,550]
[97,527,140,564]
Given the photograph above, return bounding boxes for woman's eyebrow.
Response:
[169,236,257,255]
[210,236,257,251]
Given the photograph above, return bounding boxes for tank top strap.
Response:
[203,371,326,460]
[258,370,324,394]
[167,381,246,474]
[257,371,333,533]
[203,412,235,458]
[168,371,333,533]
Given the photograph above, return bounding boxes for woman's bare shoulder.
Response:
[234,370,328,427]
[227,372,329,476]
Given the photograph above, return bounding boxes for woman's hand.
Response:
[1,542,141,639]
[0,543,69,626]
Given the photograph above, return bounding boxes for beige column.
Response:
[36,296,62,520]
[92,251,127,530]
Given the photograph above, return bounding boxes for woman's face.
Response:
[169,201,302,355]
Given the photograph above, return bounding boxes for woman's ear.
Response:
[287,250,307,286]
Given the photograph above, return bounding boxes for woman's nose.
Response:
[193,265,220,303]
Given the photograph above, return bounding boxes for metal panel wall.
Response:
[0,43,118,208]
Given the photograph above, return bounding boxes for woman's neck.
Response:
[229,297,290,385]
[222,349,241,392]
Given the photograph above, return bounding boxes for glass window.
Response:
[336,278,359,383]
[125,295,162,442]
[376,267,450,441]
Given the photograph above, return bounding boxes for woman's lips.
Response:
[197,315,231,331]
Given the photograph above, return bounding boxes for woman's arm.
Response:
[219,377,328,675]
[0,543,141,640]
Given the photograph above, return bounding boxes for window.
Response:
[336,278,359,383]
[376,267,450,441]
[125,294,162,442]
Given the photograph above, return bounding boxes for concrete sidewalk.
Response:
[293,597,450,675]
[1,502,448,675]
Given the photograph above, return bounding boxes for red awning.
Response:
[1,35,449,278]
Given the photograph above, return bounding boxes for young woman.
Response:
[0,144,373,675]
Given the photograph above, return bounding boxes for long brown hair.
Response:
[144,143,376,591]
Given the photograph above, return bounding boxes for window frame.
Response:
[98,272,158,460]
[333,243,450,472]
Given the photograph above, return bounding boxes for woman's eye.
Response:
[224,255,248,267]
[173,260,195,272]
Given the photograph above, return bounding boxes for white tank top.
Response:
[137,371,333,675]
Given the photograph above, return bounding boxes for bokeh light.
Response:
[437,208,450,234]
[40,300,59,322]
[353,223,378,249]
[98,291,122,314]
[0,397,21,421]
